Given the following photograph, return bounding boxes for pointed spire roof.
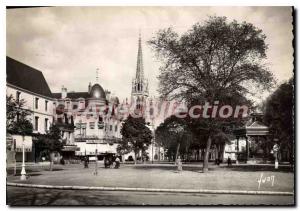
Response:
[136,32,144,80]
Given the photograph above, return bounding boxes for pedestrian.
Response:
[104,157,110,168]
[84,156,89,168]
[227,156,232,167]
[176,156,182,172]
[115,156,120,169]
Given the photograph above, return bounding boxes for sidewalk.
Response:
[6,163,294,194]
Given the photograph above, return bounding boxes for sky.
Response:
[6,6,293,102]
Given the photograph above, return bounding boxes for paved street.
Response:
[6,164,294,205]
[6,186,294,206]
[7,163,294,192]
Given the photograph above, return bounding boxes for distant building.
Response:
[52,81,122,161]
[6,57,55,161]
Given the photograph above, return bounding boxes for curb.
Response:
[7,182,294,196]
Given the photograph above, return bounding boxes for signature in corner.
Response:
[257,173,275,190]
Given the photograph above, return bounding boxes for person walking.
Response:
[115,156,120,169]
[84,156,89,168]
[176,156,183,172]
[227,156,232,167]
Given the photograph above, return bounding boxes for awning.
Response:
[12,135,32,152]
[62,145,80,151]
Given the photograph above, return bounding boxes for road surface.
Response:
[6,186,294,206]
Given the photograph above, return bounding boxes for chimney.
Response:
[105,90,111,100]
[88,82,92,93]
[61,86,67,99]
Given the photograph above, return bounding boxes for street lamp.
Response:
[20,134,26,181]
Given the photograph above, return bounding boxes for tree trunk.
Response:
[203,135,212,173]
[215,145,219,161]
[134,152,137,165]
[174,142,181,165]
[49,152,54,171]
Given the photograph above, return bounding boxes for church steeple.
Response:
[136,32,144,80]
[131,32,149,109]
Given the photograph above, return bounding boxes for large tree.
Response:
[149,16,275,172]
[117,115,152,164]
[263,77,294,163]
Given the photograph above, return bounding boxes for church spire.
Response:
[136,32,144,80]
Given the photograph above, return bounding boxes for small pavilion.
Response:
[233,113,271,164]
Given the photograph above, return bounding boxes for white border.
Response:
[1,1,298,210]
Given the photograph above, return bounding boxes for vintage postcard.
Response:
[6,6,294,206]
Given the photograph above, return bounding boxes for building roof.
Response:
[53,82,106,100]
[52,92,90,99]
[6,57,53,98]
[90,83,106,99]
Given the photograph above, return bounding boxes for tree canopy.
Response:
[34,124,63,166]
[117,115,152,163]
[6,95,33,135]
[263,77,294,163]
[149,16,275,102]
[155,115,192,161]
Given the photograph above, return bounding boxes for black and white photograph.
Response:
[5,6,295,206]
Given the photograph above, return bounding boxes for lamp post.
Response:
[94,146,98,175]
[152,139,154,164]
[20,135,26,180]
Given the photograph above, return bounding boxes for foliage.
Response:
[156,115,232,161]
[34,124,63,161]
[117,115,152,161]
[6,95,33,135]
[149,16,275,101]
[263,77,294,162]
[155,115,192,161]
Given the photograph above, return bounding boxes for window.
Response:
[45,118,48,132]
[79,101,85,110]
[35,116,39,131]
[115,125,118,132]
[45,100,48,111]
[35,98,39,109]
[89,122,95,129]
[75,123,81,129]
[110,125,112,131]
[16,91,21,103]
[66,101,70,110]
[57,117,63,123]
